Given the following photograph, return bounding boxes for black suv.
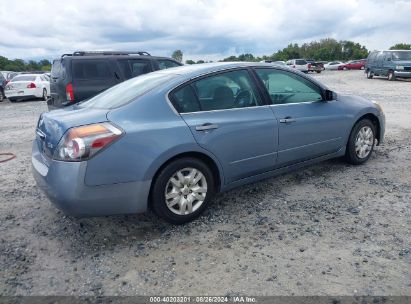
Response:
[49,51,182,109]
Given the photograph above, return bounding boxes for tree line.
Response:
[173,39,411,64]
[0,56,52,72]
[1,39,409,72]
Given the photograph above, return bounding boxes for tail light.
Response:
[66,83,74,102]
[27,82,36,88]
[308,63,311,69]
[54,123,123,161]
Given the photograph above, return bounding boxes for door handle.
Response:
[195,123,219,131]
[279,117,296,124]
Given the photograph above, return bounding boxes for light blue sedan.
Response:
[32,62,385,224]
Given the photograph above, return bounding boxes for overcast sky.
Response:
[1,0,410,62]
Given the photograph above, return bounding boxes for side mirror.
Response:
[324,89,336,101]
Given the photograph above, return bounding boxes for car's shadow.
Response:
[46,156,352,254]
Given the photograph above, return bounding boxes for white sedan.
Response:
[5,74,50,102]
[324,61,345,70]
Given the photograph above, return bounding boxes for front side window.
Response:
[118,59,151,79]
[255,69,323,104]
[171,69,262,113]
[73,60,111,80]
[157,59,181,70]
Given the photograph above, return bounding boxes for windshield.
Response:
[80,72,176,109]
[392,51,411,61]
[11,75,36,82]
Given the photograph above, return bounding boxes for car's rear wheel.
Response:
[151,157,215,224]
[345,119,376,165]
[366,70,374,79]
[316,70,321,73]
[42,89,47,101]
[0,89,4,102]
[388,70,396,81]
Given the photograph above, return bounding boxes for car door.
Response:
[72,59,119,101]
[254,68,349,167]
[170,69,279,183]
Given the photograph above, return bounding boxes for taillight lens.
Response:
[54,122,123,161]
[66,83,74,102]
[308,63,311,69]
[27,82,36,88]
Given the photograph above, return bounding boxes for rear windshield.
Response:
[11,75,36,82]
[391,51,411,61]
[79,73,176,109]
[296,59,307,65]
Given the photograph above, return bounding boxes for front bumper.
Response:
[394,71,411,78]
[31,141,151,217]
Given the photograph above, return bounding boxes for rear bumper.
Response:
[6,88,42,98]
[31,141,151,217]
[394,71,411,78]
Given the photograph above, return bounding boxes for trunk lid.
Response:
[35,106,109,159]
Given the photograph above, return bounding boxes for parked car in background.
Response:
[32,62,385,224]
[365,50,411,81]
[306,59,324,73]
[339,60,366,70]
[1,71,20,84]
[4,74,50,102]
[49,51,183,110]
[324,61,345,70]
[286,59,309,73]
[0,72,6,102]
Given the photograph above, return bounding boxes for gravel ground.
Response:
[0,70,410,296]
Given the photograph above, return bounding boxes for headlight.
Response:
[396,65,404,70]
[372,100,384,114]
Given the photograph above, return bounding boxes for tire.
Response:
[316,70,321,74]
[0,89,4,102]
[366,70,374,79]
[345,119,376,165]
[151,157,215,224]
[8,97,17,102]
[388,70,396,81]
[42,89,47,101]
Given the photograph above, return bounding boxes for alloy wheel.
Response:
[165,167,207,215]
[355,126,374,159]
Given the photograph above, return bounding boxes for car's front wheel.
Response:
[345,119,376,165]
[0,89,4,102]
[151,157,215,224]
[366,70,374,79]
[388,70,396,81]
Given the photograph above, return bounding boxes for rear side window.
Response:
[171,69,262,113]
[11,75,36,82]
[295,59,307,65]
[118,59,152,79]
[157,59,181,70]
[255,68,323,104]
[73,60,112,80]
